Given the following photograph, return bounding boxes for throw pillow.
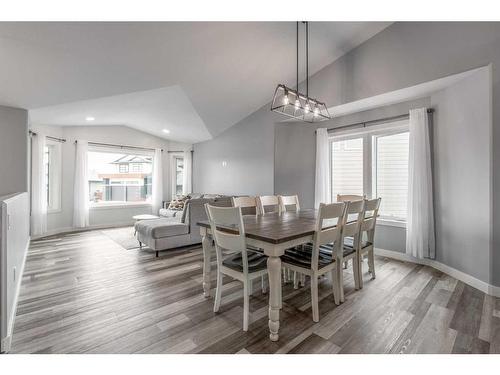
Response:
[168,195,188,211]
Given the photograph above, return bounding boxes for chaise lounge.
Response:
[134,194,231,257]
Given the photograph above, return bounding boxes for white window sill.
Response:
[377,218,407,228]
[90,202,152,210]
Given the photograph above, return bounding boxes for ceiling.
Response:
[0,22,391,143]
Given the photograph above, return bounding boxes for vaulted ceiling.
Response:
[0,22,391,143]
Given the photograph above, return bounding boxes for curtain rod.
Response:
[74,140,163,152]
[320,108,434,133]
[168,150,194,153]
[29,130,66,143]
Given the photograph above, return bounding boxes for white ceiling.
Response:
[0,22,391,143]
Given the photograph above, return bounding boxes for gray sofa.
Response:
[135,195,232,257]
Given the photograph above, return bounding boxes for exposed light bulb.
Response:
[294,99,300,109]
[304,102,310,114]
[313,107,319,117]
[85,116,95,122]
[283,95,289,105]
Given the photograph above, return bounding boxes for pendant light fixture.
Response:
[271,22,331,122]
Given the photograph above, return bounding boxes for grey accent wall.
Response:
[275,97,430,254]
[0,105,28,196]
[431,69,492,283]
[193,22,500,286]
[193,107,275,196]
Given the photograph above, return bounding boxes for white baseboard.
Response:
[375,248,500,298]
[32,221,135,240]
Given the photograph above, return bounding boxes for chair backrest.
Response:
[337,194,366,202]
[256,195,279,215]
[205,204,250,274]
[278,195,300,213]
[361,198,381,243]
[340,200,365,259]
[309,202,346,270]
[232,196,258,216]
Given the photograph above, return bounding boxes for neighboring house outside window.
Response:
[88,151,153,205]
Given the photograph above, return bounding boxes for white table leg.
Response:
[267,255,282,342]
[201,229,213,298]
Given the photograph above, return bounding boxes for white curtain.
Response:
[31,133,47,236]
[407,108,435,259]
[152,148,163,214]
[314,128,331,208]
[73,140,89,228]
[182,150,192,195]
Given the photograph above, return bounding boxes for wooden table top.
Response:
[198,209,331,244]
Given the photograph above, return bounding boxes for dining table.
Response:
[197,208,325,342]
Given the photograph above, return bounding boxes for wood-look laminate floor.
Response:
[10,229,500,354]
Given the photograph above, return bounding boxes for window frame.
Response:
[45,140,62,213]
[170,153,184,199]
[329,119,409,227]
[87,146,154,208]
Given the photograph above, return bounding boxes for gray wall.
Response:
[193,22,500,286]
[275,97,431,254]
[431,69,492,283]
[30,124,191,235]
[0,105,28,197]
[193,107,275,196]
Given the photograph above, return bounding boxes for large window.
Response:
[330,120,409,222]
[171,156,184,198]
[88,150,153,206]
[43,141,62,212]
[331,137,364,199]
[373,132,409,220]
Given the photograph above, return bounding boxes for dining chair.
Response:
[278,194,300,213]
[256,195,279,215]
[316,199,365,302]
[336,194,365,269]
[336,194,365,202]
[357,198,381,288]
[232,196,258,216]
[205,204,268,331]
[281,202,345,322]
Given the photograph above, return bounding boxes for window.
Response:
[88,150,153,205]
[331,137,364,199]
[373,132,409,220]
[173,156,184,198]
[330,120,409,223]
[43,141,62,212]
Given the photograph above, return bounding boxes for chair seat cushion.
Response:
[282,247,335,269]
[135,218,189,239]
[343,237,372,249]
[317,243,356,258]
[222,250,268,273]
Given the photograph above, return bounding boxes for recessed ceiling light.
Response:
[85,116,95,122]
[162,129,170,134]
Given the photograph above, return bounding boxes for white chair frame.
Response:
[256,195,279,215]
[356,198,381,288]
[336,199,365,302]
[205,204,267,331]
[232,196,258,216]
[281,202,345,322]
[336,194,366,202]
[278,195,300,213]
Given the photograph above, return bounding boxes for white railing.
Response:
[0,192,29,353]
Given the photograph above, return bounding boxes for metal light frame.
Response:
[271,21,332,123]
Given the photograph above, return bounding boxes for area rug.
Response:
[101,226,145,250]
